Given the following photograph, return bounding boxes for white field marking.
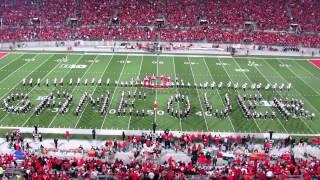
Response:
[100,55,129,129]
[187,56,209,131]
[202,57,236,132]
[47,55,96,128]
[13,51,320,60]
[276,59,320,96]
[0,54,55,124]
[233,57,286,133]
[119,60,131,64]
[59,64,87,69]
[235,68,250,72]
[292,60,320,81]
[21,54,84,127]
[0,54,24,72]
[248,58,289,133]
[127,55,144,129]
[153,55,159,126]
[279,63,291,68]
[171,56,183,131]
[217,57,262,132]
[261,58,316,133]
[0,54,41,87]
[156,56,159,101]
[74,55,114,128]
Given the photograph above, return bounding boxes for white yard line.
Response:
[0,54,50,101]
[234,58,276,132]
[47,55,97,128]
[0,54,40,89]
[248,58,289,133]
[100,55,129,129]
[232,58,287,133]
[262,59,316,133]
[202,57,236,132]
[74,55,114,128]
[127,55,144,129]
[171,57,183,131]
[0,54,55,124]
[187,57,209,131]
[0,54,24,72]
[217,57,262,133]
[154,55,159,125]
[20,54,84,126]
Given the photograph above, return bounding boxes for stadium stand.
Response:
[1,130,320,179]
[0,0,320,47]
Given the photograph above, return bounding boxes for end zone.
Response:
[0,52,9,59]
[309,60,320,69]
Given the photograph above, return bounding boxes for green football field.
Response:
[0,52,319,134]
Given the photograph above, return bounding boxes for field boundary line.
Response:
[127,55,144,129]
[202,57,236,132]
[0,54,24,72]
[74,55,114,128]
[46,55,95,128]
[187,57,209,131]
[262,58,316,133]
[100,55,128,129]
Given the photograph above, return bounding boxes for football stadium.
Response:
[0,0,319,179]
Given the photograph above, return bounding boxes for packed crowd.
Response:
[0,0,320,47]
[1,128,320,179]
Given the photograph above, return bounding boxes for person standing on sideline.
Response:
[122,131,125,141]
[34,125,38,134]
[38,133,42,142]
[152,122,157,134]
[54,138,58,149]
[66,131,70,141]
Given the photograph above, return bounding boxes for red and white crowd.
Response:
[1,129,320,179]
[0,0,320,47]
